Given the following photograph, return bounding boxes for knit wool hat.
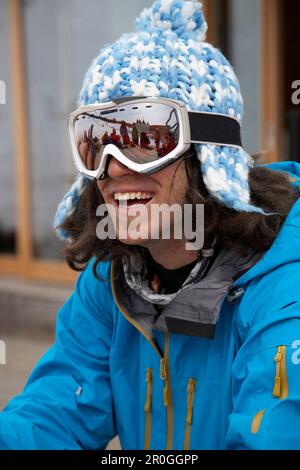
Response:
[54,0,266,240]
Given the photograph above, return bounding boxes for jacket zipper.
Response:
[252,345,288,434]
[111,261,174,449]
[110,261,162,359]
[183,378,196,450]
[144,367,153,449]
[160,332,173,450]
[272,345,288,399]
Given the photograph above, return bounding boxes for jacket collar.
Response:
[113,247,263,339]
[122,253,204,306]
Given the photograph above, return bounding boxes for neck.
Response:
[145,239,199,269]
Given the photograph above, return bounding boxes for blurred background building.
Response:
[0,0,300,449]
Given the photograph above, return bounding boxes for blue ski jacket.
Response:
[1,161,300,450]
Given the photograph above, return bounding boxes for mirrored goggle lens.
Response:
[74,102,180,171]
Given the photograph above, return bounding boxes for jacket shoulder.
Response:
[236,262,300,341]
[71,258,114,323]
[78,257,112,289]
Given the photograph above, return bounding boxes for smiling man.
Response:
[97,149,198,267]
[1,0,300,451]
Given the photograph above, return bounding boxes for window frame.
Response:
[0,0,77,284]
[0,0,281,283]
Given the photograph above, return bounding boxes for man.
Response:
[1,0,300,450]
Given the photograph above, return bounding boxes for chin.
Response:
[115,221,161,246]
[116,236,150,247]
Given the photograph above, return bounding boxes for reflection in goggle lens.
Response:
[74,102,180,171]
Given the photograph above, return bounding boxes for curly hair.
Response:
[58,147,300,278]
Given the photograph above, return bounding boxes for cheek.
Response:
[152,172,187,204]
[162,163,188,199]
[96,181,103,193]
[153,161,186,187]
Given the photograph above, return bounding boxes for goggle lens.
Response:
[74,102,180,172]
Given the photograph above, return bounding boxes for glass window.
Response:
[22,0,152,259]
[0,0,16,254]
[227,0,262,155]
[213,0,229,57]
[282,0,300,162]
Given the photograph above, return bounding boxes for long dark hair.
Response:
[59,147,299,277]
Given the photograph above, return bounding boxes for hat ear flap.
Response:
[195,143,268,214]
[53,174,88,241]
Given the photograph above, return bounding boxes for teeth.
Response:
[114,192,153,201]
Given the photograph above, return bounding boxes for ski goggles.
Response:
[68,96,242,180]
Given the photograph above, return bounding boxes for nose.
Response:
[107,156,137,179]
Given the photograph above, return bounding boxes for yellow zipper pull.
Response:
[184,378,197,450]
[144,367,153,450]
[160,358,169,406]
[274,346,284,362]
[273,346,284,397]
[160,358,167,380]
[163,381,169,407]
[144,368,153,412]
[186,379,196,425]
[273,375,281,397]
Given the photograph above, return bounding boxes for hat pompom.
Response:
[136,0,207,41]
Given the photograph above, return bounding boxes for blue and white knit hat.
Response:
[54,0,266,240]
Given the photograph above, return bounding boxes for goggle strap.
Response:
[188,112,242,147]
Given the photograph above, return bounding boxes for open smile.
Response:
[113,191,155,208]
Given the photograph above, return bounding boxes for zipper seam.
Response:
[163,332,173,450]
[111,261,175,449]
[110,261,162,360]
